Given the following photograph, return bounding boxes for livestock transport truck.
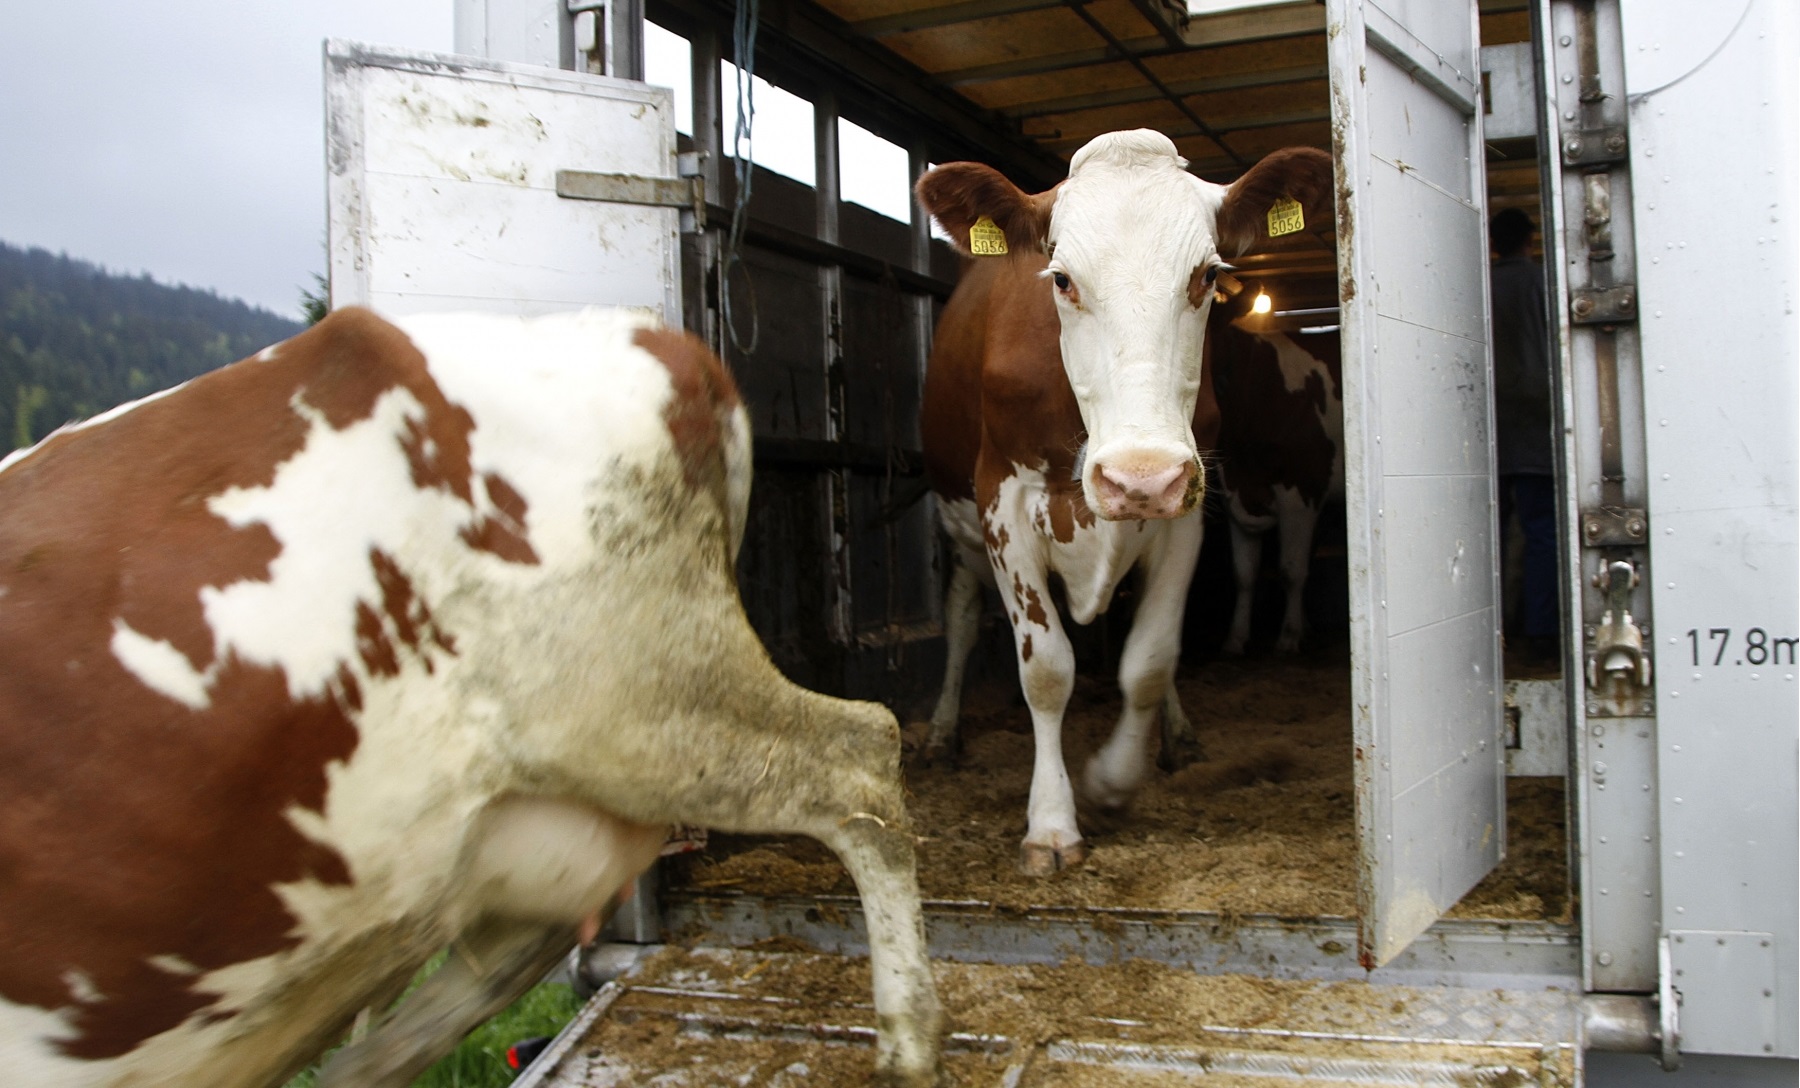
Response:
[322,0,1795,1083]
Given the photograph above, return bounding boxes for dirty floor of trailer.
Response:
[667,650,1571,923]
[528,944,1579,1087]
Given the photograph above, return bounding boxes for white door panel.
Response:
[326,41,679,322]
[1328,0,1505,969]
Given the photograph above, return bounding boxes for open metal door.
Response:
[1325,0,1506,968]
[325,40,681,322]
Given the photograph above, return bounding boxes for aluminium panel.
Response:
[1538,0,1662,995]
[1327,0,1507,969]
[325,41,680,323]
[1620,0,1799,1058]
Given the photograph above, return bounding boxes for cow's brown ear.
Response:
[916,162,1056,258]
[1216,146,1335,257]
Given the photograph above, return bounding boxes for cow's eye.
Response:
[1052,271,1072,292]
[1203,265,1219,286]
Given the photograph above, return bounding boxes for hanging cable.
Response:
[721,0,761,356]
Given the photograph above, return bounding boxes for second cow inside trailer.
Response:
[323,0,1796,1083]
[643,0,1572,969]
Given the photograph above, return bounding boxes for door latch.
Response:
[1587,560,1652,691]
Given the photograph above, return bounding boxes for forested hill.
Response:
[1,241,306,456]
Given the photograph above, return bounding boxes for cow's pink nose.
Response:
[1092,457,1199,520]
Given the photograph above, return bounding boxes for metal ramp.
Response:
[517,945,1581,1087]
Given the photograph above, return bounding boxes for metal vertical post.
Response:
[908,144,942,635]
[603,0,645,80]
[691,25,723,350]
[1540,0,1660,995]
[815,93,855,650]
[455,0,575,68]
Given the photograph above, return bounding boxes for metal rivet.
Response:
[1597,952,1614,966]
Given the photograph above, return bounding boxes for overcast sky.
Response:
[1,2,454,321]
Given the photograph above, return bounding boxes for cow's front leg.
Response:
[1273,486,1321,654]
[1085,513,1205,810]
[317,916,575,1088]
[998,561,1083,874]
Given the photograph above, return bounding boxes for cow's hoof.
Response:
[1019,838,1086,875]
[873,1065,950,1088]
[902,722,958,770]
[1156,732,1206,773]
[1274,631,1303,655]
[1220,636,1248,657]
[1080,758,1140,815]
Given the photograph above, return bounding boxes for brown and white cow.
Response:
[1211,288,1345,655]
[914,130,1333,874]
[0,308,942,1088]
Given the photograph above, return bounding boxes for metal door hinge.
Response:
[1562,125,1629,167]
[1571,285,1637,324]
[556,169,707,232]
[1587,559,1652,696]
[1581,505,1648,546]
[1658,934,1683,1071]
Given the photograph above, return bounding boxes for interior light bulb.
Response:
[1251,292,1272,315]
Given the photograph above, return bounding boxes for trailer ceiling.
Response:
[650,0,1533,289]
[656,0,1528,183]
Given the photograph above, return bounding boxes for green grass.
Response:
[284,956,586,1088]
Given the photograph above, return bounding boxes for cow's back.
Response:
[0,311,459,1069]
[0,307,751,1086]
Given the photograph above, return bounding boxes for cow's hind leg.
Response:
[634,684,945,1086]
[1085,513,1205,810]
[1273,486,1321,654]
[819,814,946,1087]
[1223,510,1265,656]
[316,917,575,1088]
[1157,677,1205,772]
[914,550,983,766]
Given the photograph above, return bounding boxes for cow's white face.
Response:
[1045,131,1225,520]
[915,130,1334,522]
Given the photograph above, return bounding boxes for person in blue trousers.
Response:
[1489,208,1560,665]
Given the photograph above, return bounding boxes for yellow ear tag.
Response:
[968,215,1009,256]
[1266,196,1305,237]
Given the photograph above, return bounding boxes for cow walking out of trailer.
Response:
[1211,290,1345,655]
[913,129,1333,874]
[0,308,942,1088]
